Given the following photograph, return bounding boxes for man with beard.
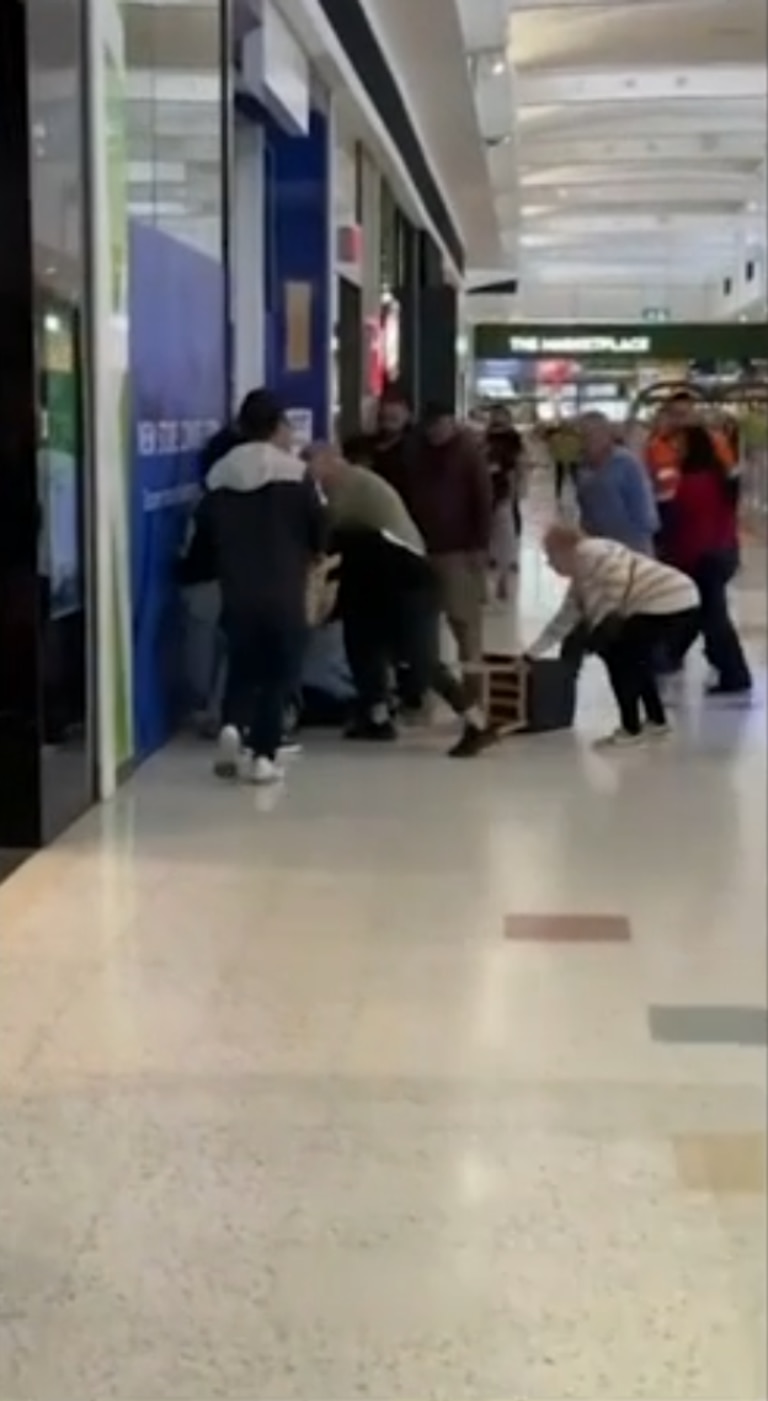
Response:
[367,384,420,510]
[407,403,493,703]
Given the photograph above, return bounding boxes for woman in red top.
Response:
[663,424,751,695]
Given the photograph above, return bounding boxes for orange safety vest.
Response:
[646,428,735,502]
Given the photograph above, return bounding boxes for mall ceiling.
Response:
[458,0,768,315]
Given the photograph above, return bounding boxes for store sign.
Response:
[509,334,651,355]
[285,407,314,448]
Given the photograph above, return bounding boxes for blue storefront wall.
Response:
[129,221,227,758]
[263,105,331,440]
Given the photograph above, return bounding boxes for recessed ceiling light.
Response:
[492,59,506,75]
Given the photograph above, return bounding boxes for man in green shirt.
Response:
[304,443,493,758]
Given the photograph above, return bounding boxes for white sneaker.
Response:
[247,756,285,786]
[214,725,242,778]
[592,728,647,751]
[645,721,672,741]
[278,739,303,758]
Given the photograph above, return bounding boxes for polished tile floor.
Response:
[1,529,766,1400]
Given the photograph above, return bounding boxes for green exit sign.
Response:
[642,307,670,323]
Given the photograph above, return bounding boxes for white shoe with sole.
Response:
[214,725,242,779]
[247,756,285,786]
[592,728,647,751]
[645,721,672,741]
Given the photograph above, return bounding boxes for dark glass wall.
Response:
[336,275,363,441]
[0,0,93,853]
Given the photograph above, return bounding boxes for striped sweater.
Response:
[529,538,699,656]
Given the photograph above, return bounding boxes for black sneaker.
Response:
[447,722,496,759]
[705,681,753,699]
[344,717,398,742]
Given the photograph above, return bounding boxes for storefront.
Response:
[1,0,95,862]
[472,323,768,425]
[0,0,232,869]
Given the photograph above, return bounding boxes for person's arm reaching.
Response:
[301,468,329,560]
[526,587,581,657]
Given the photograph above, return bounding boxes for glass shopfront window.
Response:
[27,0,93,838]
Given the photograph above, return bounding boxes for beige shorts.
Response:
[431,553,486,664]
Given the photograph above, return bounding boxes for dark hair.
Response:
[679,424,726,476]
[669,390,696,407]
[379,382,411,410]
[342,435,372,466]
[422,400,454,425]
[238,388,285,441]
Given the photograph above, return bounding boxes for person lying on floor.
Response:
[526,523,700,750]
[297,619,357,728]
[304,442,495,758]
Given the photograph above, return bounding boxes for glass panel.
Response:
[25,0,92,837]
[125,0,226,260]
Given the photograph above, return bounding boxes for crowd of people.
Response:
[180,383,753,782]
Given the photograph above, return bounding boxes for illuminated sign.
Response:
[509,334,651,355]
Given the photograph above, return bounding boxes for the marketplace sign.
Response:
[474,322,768,362]
[508,333,650,355]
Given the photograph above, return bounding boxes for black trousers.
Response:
[555,461,575,499]
[674,549,751,690]
[594,609,700,735]
[221,611,305,760]
[343,574,469,720]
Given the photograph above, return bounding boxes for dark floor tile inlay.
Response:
[649,1005,768,1048]
[504,913,631,943]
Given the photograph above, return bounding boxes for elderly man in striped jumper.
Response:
[527,523,700,749]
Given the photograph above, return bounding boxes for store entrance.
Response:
[0,0,94,870]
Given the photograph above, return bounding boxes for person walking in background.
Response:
[576,411,659,554]
[407,403,493,700]
[550,419,581,501]
[485,404,525,600]
[658,423,752,697]
[527,524,700,749]
[182,390,326,785]
[367,384,420,509]
[307,443,494,757]
[646,391,739,516]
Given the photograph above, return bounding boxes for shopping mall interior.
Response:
[0,0,766,1395]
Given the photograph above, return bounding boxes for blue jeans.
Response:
[222,613,305,760]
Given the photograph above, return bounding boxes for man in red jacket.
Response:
[408,403,493,697]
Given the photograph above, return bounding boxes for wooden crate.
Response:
[466,653,528,737]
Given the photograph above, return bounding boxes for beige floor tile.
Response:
[673,1132,767,1196]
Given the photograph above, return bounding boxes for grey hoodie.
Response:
[188,441,326,622]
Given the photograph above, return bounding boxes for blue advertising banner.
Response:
[129,221,226,758]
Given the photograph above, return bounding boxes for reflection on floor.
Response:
[0,531,765,1399]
